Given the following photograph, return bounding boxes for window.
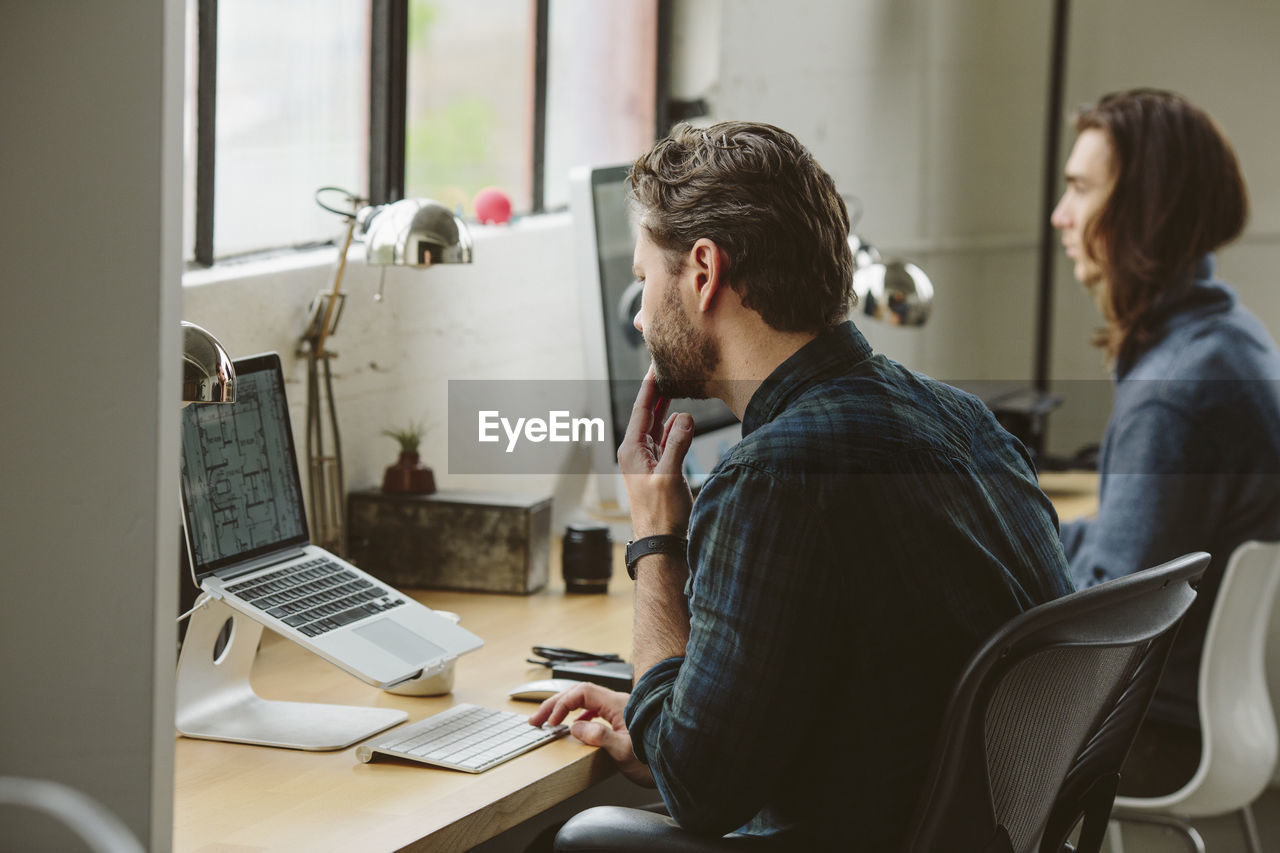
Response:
[403,0,535,213]
[543,0,657,210]
[185,0,665,267]
[184,0,370,262]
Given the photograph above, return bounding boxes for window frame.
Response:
[188,0,674,269]
[192,0,217,267]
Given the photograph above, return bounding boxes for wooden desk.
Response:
[1038,470,1099,523]
[173,477,1099,852]
[173,559,636,853]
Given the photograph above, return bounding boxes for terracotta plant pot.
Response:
[382,450,436,494]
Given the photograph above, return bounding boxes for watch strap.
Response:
[625,534,688,580]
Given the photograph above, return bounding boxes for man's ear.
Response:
[689,238,727,313]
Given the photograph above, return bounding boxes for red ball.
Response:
[473,187,512,225]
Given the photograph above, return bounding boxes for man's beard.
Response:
[645,285,719,400]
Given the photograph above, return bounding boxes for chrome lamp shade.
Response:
[181,321,235,405]
[359,198,474,267]
[849,235,934,327]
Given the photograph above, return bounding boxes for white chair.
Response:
[0,777,144,853]
[1109,540,1280,853]
[1267,558,1280,787]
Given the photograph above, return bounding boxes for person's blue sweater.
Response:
[1061,255,1280,728]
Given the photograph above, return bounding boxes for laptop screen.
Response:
[180,352,310,581]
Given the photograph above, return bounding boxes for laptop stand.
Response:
[176,596,407,750]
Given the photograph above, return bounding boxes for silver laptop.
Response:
[179,351,482,689]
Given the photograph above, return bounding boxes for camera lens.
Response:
[562,524,613,594]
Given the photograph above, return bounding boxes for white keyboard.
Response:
[355,703,568,773]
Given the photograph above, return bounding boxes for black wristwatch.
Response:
[624,534,689,580]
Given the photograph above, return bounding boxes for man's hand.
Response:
[528,682,655,787]
[618,365,695,538]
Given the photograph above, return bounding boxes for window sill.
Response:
[181,211,572,290]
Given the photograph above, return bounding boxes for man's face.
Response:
[1051,128,1116,288]
[632,229,719,400]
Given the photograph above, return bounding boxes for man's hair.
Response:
[628,121,854,333]
[1076,88,1248,361]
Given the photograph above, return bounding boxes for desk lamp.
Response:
[181,321,235,405]
[304,188,474,554]
[845,198,934,327]
[849,235,934,327]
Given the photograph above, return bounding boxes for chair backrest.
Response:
[0,776,144,853]
[1170,540,1280,814]
[902,552,1208,853]
[1265,546,1280,788]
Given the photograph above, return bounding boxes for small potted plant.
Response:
[381,420,436,494]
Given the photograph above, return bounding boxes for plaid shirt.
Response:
[625,321,1072,849]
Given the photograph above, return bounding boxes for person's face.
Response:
[1051,128,1117,288]
[632,228,718,400]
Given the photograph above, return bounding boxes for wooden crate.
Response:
[346,489,551,594]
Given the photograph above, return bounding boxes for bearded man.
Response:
[533,121,1072,849]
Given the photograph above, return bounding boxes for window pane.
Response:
[543,0,657,210]
[404,0,534,216]
[213,0,369,258]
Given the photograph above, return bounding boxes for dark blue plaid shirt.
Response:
[624,321,1072,850]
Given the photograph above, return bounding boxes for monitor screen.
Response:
[179,352,310,579]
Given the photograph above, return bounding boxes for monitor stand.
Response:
[175,596,407,750]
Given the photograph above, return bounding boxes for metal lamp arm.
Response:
[310,215,358,357]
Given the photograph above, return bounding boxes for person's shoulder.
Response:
[1204,300,1280,371]
[721,411,838,478]
[1119,302,1280,424]
[1132,300,1280,382]
[731,359,996,474]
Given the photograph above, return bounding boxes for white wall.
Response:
[699,0,1280,456]
[0,1,182,850]
[709,0,1053,387]
[1049,0,1280,451]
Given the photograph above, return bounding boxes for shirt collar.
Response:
[1116,253,1237,376]
[741,321,874,436]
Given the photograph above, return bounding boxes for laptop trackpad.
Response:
[355,619,448,666]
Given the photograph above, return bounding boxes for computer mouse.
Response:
[508,678,581,702]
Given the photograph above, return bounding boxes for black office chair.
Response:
[904,552,1207,853]
[554,553,1208,853]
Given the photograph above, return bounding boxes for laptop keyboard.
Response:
[225,558,405,637]
[355,704,569,773]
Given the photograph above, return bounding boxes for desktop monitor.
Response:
[570,164,740,511]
